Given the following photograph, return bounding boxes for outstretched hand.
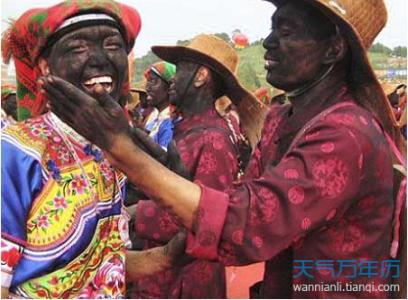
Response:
[163,230,194,267]
[130,128,191,179]
[39,75,130,150]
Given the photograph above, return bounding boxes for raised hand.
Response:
[167,141,191,180]
[129,129,191,179]
[163,230,194,267]
[39,75,130,150]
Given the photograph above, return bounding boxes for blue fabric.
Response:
[1,139,43,243]
[1,132,126,289]
[151,118,174,149]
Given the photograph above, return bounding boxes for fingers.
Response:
[91,84,116,108]
[39,77,75,112]
[166,230,194,267]
[48,75,96,106]
[132,128,168,164]
[167,141,191,179]
[168,140,181,164]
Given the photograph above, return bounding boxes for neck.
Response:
[180,87,214,118]
[287,67,347,115]
[157,101,169,112]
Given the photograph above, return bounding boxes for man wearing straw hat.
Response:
[1,0,189,298]
[125,34,262,298]
[42,0,405,298]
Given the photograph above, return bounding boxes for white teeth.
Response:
[84,76,113,85]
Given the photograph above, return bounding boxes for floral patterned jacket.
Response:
[1,112,128,298]
[186,87,396,298]
[132,107,239,298]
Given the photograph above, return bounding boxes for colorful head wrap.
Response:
[1,85,16,102]
[144,61,176,84]
[1,0,141,121]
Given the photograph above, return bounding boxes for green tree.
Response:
[176,39,191,46]
[214,32,232,44]
[238,62,261,90]
[370,42,392,55]
[392,46,407,57]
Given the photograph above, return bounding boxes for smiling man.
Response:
[0,1,189,298]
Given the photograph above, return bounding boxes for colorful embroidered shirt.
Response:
[144,108,159,133]
[1,112,129,298]
[148,106,174,150]
[185,87,395,298]
[132,107,239,298]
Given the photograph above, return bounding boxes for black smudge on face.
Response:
[45,25,128,102]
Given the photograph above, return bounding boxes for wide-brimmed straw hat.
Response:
[151,34,267,148]
[266,0,403,146]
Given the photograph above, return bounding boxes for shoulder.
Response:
[319,102,386,141]
[295,102,390,161]
[2,115,51,164]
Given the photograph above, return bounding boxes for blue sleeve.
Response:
[1,139,44,244]
[156,119,174,150]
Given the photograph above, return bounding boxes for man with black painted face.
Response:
[43,0,405,298]
[143,61,176,150]
[1,1,188,298]
[127,36,244,299]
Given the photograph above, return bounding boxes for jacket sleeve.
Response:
[1,139,44,287]
[186,120,365,264]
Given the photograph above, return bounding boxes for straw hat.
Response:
[128,88,147,111]
[266,0,402,144]
[151,34,267,148]
[382,83,401,97]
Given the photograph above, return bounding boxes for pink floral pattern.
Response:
[187,92,395,298]
[313,157,349,198]
[77,255,125,299]
[132,108,237,298]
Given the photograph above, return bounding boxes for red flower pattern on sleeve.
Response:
[186,93,395,298]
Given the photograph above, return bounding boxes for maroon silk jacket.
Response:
[185,87,396,298]
[132,107,239,298]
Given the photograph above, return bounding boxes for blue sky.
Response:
[1,0,407,57]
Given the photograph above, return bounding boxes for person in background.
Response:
[127,87,147,128]
[144,61,176,150]
[1,85,17,128]
[127,35,252,299]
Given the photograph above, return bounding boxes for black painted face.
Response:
[168,61,198,108]
[145,72,169,109]
[263,2,335,91]
[46,25,128,102]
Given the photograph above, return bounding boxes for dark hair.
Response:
[2,94,17,120]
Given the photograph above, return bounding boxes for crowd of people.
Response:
[1,0,406,299]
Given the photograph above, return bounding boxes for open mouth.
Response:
[83,76,114,93]
[264,59,279,70]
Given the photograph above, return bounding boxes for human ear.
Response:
[38,58,51,76]
[323,35,347,65]
[193,67,209,87]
